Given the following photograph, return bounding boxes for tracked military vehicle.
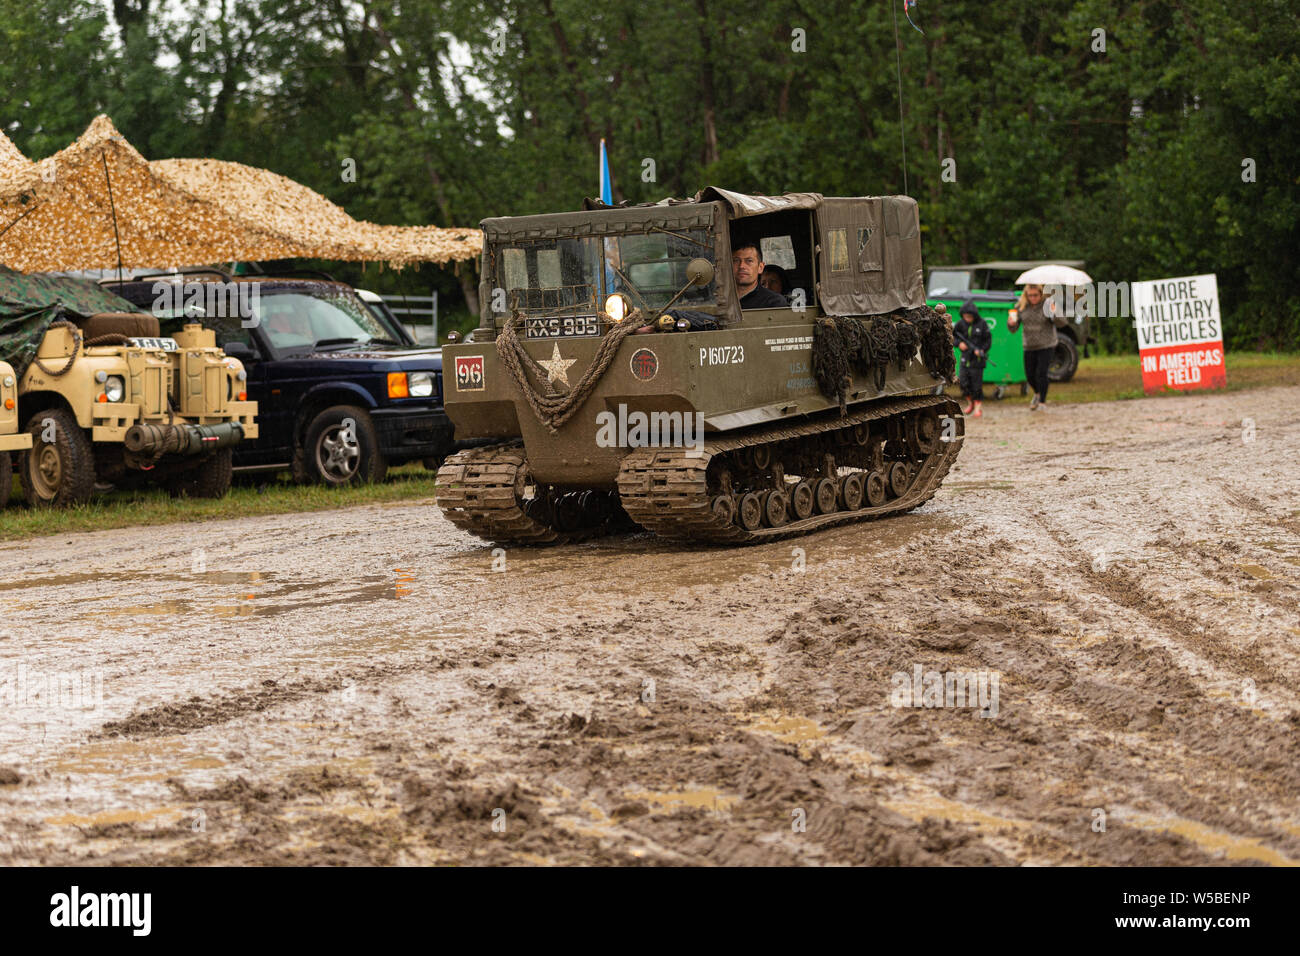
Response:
[435,188,963,545]
[0,267,257,506]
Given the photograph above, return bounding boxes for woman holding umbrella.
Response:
[1009,263,1088,410]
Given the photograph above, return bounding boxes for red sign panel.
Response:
[1132,274,1226,394]
[454,355,484,391]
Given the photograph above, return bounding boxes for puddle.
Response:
[623,787,738,814]
[747,713,827,744]
[1126,813,1298,866]
[1236,564,1276,581]
[45,806,186,827]
[882,793,1029,831]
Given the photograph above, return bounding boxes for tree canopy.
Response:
[2,0,1296,348]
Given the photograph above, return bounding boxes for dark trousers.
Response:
[958,362,985,401]
[1024,347,1053,401]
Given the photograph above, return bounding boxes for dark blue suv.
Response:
[112,272,455,484]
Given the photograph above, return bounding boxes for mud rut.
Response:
[0,386,1298,865]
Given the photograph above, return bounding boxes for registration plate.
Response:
[129,337,179,351]
[524,315,601,339]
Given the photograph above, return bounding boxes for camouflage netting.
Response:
[0,116,482,272]
[813,305,956,410]
[0,265,138,378]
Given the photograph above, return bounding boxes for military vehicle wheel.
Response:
[814,478,838,514]
[765,489,790,527]
[737,492,763,531]
[711,494,736,525]
[1048,334,1079,382]
[19,408,94,508]
[0,452,11,509]
[906,409,940,456]
[790,481,815,520]
[840,473,865,511]
[888,461,911,497]
[165,448,233,499]
[865,470,887,507]
[298,405,388,486]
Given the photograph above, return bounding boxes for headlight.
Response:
[104,375,125,402]
[604,293,629,323]
[2,375,12,387]
[409,371,434,397]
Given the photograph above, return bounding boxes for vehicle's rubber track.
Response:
[437,395,964,547]
[617,395,964,545]
[435,444,619,545]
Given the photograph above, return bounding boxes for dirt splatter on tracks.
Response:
[1,386,1298,865]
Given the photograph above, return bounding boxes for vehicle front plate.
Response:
[129,337,180,351]
[524,316,601,339]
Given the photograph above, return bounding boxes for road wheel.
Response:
[296,405,387,486]
[790,481,815,520]
[840,473,865,511]
[888,461,912,498]
[737,492,763,530]
[865,470,887,507]
[0,452,11,509]
[164,448,233,499]
[19,408,95,508]
[1048,334,1079,382]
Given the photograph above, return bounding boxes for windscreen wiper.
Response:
[313,337,362,348]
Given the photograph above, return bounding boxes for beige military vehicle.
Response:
[0,269,256,506]
[435,188,963,545]
[0,359,33,508]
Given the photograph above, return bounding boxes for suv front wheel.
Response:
[19,407,95,507]
[294,405,388,486]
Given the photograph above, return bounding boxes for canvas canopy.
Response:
[0,264,139,378]
[0,116,482,272]
[561,188,925,317]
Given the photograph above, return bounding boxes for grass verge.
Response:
[0,462,438,542]
[965,351,1300,405]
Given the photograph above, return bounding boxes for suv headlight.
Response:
[409,371,434,398]
[104,375,126,402]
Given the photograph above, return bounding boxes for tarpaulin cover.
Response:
[0,265,138,378]
[0,116,482,272]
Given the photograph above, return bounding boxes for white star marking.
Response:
[537,342,577,386]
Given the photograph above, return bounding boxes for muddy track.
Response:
[0,385,1298,866]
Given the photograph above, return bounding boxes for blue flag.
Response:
[599,139,613,205]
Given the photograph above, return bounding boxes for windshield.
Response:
[927,270,972,296]
[254,290,390,351]
[495,229,716,317]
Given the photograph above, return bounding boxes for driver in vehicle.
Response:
[732,240,788,310]
[262,302,314,348]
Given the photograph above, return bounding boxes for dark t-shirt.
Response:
[739,284,788,310]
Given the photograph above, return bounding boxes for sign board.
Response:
[1132,273,1226,393]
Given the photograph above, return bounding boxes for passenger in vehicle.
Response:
[760,265,787,296]
[732,240,788,309]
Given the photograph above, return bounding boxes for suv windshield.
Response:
[926,270,972,296]
[253,290,389,352]
[496,229,716,316]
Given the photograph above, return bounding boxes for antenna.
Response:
[891,1,909,196]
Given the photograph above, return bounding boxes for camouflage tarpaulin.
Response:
[0,116,482,272]
[0,265,138,378]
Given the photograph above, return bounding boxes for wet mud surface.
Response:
[1,386,1298,865]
